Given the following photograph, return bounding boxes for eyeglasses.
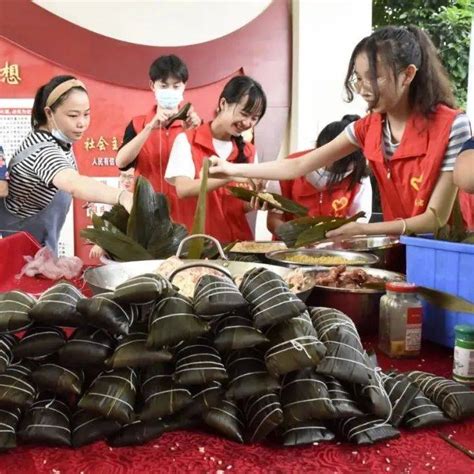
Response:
[349,75,388,92]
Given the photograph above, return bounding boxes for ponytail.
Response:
[405,25,456,114]
[233,134,248,163]
[31,85,48,129]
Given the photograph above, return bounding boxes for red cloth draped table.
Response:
[0,233,472,473]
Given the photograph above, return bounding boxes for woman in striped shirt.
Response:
[0,75,134,253]
[209,26,472,238]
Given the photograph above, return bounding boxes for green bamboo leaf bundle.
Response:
[276,212,365,248]
[81,176,188,261]
[187,158,210,259]
[228,186,308,216]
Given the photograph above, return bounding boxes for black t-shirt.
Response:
[118,121,138,171]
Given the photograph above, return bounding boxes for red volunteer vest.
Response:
[180,123,256,242]
[354,104,459,220]
[280,150,362,220]
[132,106,185,224]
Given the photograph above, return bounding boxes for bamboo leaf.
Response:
[187,158,210,259]
[294,212,366,248]
[81,228,153,261]
[228,186,308,216]
[127,177,166,248]
[418,286,474,315]
[101,205,129,234]
[276,215,339,247]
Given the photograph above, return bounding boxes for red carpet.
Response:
[0,233,473,473]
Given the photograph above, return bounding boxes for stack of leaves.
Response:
[276,212,365,247]
[81,176,188,261]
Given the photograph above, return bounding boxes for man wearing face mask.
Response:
[115,55,201,224]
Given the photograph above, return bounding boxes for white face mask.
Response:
[305,166,353,191]
[154,88,183,110]
[50,116,74,145]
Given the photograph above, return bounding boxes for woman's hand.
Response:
[184,105,202,129]
[326,221,368,238]
[208,156,236,178]
[89,244,106,260]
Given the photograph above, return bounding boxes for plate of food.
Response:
[265,248,379,268]
[228,241,287,254]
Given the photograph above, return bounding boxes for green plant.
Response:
[373,0,473,109]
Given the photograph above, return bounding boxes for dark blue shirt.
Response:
[0,146,8,181]
[460,137,474,153]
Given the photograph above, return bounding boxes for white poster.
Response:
[0,98,75,256]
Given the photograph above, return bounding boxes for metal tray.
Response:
[265,248,379,268]
[313,235,401,251]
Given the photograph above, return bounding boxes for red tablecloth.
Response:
[0,234,473,473]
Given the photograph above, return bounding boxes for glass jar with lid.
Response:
[453,324,474,385]
[379,281,423,358]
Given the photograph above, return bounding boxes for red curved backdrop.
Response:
[0,0,291,261]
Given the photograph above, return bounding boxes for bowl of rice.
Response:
[265,249,379,268]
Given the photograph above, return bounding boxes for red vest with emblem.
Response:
[354,104,459,220]
[280,150,361,220]
[132,106,185,224]
[180,123,256,242]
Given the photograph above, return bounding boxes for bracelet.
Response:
[116,189,127,206]
[396,217,407,235]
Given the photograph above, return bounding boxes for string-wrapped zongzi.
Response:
[240,267,306,329]
[29,281,83,327]
[32,362,84,397]
[173,337,227,386]
[203,399,244,443]
[12,325,66,361]
[113,273,173,304]
[147,292,210,348]
[193,274,248,318]
[281,421,335,447]
[225,348,280,400]
[331,415,400,445]
[0,290,35,333]
[310,307,373,385]
[18,395,71,446]
[213,311,268,352]
[407,371,474,420]
[244,392,283,443]
[71,409,122,448]
[264,311,326,377]
[59,327,116,368]
[0,334,17,373]
[139,362,193,421]
[78,368,137,423]
[105,325,172,369]
[0,407,20,451]
[0,362,36,409]
[77,293,137,337]
[280,368,336,424]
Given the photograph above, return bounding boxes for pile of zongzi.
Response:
[0,267,473,452]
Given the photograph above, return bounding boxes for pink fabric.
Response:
[17,247,83,280]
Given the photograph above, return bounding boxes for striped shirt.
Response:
[345,113,472,171]
[5,130,76,218]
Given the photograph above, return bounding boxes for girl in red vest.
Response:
[115,55,201,224]
[209,26,472,238]
[165,75,266,242]
[266,115,372,235]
